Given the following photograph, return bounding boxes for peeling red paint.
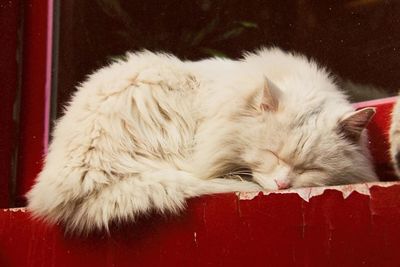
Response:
[1,185,400,267]
[238,182,399,201]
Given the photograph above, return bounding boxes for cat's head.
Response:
[238,78,378,190]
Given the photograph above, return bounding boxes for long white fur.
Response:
[390,95,400,176]
[27,48,378,233]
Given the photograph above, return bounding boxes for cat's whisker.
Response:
[224,171,253,176]
[223,169,254,182]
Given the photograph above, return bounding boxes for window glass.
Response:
[53,0,400,118]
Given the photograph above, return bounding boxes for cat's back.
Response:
[244,48,334,89]
[50,51,200,178]
[60,51,197,130]
[243,47,353,119]
[77,51,192,97]
[243,47,323,82]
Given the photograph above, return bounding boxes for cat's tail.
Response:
[27,169,260,234]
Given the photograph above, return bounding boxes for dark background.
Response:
[54,0,400,118]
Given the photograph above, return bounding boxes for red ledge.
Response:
[1,182,400,267]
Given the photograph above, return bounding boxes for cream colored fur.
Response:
[390,95,400,176]
[27,48,378,233]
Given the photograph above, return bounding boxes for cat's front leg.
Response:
[200,178,262,194]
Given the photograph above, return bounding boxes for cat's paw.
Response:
[207,179,262,193]
[252,171,292,191]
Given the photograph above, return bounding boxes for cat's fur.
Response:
[390,96,400,176]
[27,47,378,233]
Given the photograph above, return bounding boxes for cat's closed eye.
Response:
[294,163,324,173]
[262,148,288,165]
[293,168,329,187]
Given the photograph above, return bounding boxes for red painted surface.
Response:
[16,0,51,206]
[0,0,20,207]
[1,183,400,267]
[0,97,399,266]
[354,97,398,181]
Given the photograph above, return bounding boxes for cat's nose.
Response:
[274,179,290,190]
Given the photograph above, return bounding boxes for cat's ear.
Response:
[339,107,376,141]
[260,77,281,112]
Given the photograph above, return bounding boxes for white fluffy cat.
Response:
[27,47,378,233]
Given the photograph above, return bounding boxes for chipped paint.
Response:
[2,181,400,266]
[193,232,198,246]
[237,181,400,201]
[2,207,28,212]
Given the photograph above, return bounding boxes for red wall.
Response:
[0,0,20,207]
[0,0,51,208]
[15,0,51,206]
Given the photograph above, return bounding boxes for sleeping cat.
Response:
[27,47,378,233]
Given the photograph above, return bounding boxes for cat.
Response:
[27,47,378,234]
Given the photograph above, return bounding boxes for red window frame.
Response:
[0,0,53,207]
[16,0,53,207]
[0,0,20,207]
